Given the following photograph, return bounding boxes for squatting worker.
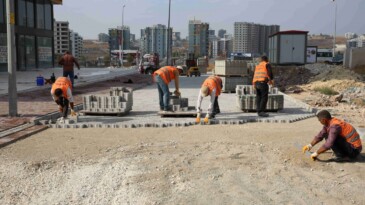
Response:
[153,66,180,112]
[252,55,274,117]
[59,51,80,87]
[51,77,77,121]
[196,75,222,123]
[303,110,362,161]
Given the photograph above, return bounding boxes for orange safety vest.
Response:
[328,118,362,149]
[202,76,222,96]
[252,61,270,84]
[51,77,72,99]
[154,66,176,85]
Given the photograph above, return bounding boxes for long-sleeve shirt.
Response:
[266,63,274,81]
[51,87,74,103]
[314,124,342,150]
[196,89,217,115]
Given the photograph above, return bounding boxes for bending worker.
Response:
[252,56,274,117]
[303,110,362,162]
[153,66,180,112]
[196,75,222,123]
[51,77,77,122]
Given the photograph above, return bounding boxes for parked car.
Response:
[187,67,201,77]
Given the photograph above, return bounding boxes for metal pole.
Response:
[332,0,337,58]
[167,0,171,66]
[6,0,18,117]
[121,4,125,68]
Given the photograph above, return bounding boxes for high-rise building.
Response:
[98,33,109,42]
[218,29,226,38]
[140,24,172,59]
[188,20,209,58]
[209,29,215,36]
[172,32,182,47]
[70,31,83,59]
[233,22,279,55]
[108,26,130,55]
[218,36,233,58]
[54,21,70,55]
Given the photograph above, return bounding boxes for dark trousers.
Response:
[56,97,69,118]
[255,82,269,113]
[325,134,361,158]
[63,70,74,87]
[212,96,220,116]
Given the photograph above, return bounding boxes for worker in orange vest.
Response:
[196,76,222,123]
[153,66,180,111]
[252,56,274,117]
[51,77,77,122]
[303,110,362,162]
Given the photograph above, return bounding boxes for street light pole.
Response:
[6,0,18,116]
[332,0,337,59]
[167,0,172,66]
[121,4,125,68]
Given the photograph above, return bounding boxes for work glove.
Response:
[174,90,181,97]
[310,152,319,161]
[196,113,201,123]
[204,114,210,123]
[70,109,77,116]
[302,144,313,153]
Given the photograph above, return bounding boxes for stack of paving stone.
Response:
[214,60,251,93]
[82,87,133,115]
[235,85,284,112]
[168,95,189,111]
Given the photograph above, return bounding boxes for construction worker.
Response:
[51,77,77,122]
[153,66,180,111]
[59,51,80,87]
[196,76,222,123]
[252,56,274,117]
[303,110,362,162]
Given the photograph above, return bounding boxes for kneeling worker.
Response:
[51,77,77,122]
[196,75,222,123]
[153,66,180,111]
[303,110,362,161]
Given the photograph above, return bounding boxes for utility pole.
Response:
[6,0,18,117]
[121,4,125,68]
[332,0,337,59]
[167,0,172,66]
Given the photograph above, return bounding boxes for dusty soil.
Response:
[0,118,364,205]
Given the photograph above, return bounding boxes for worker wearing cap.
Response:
[153,66,180,111]
[252,55,274,117]
[303,110,362,162]
[51,77,77,122]
[196,76,222,123]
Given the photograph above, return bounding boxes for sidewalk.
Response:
[0,66,137,96]
[0,68,152,131]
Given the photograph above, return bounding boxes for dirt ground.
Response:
[0,118,364,205]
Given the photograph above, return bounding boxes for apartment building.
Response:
[234,22,279,55]
[140,24,172,59]
[70,31,83,59]
[54,21,70,55]
[188,20,209,58]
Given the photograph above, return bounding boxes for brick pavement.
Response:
[0,73,153,131]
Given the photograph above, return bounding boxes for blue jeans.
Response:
[63,70,74,87]
[156,75,170,111]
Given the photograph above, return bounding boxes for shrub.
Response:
[314,86,339,96]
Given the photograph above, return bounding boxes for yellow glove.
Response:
[204,117,209,123]
[302,144,313,153]
[70,109,77,116]
[196,113,201,123]
[310,152,318,161]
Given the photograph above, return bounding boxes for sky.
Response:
[54,0,365,39]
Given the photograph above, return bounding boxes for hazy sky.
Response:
[54,0,365,39]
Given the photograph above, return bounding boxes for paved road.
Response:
[57,74,315,128]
